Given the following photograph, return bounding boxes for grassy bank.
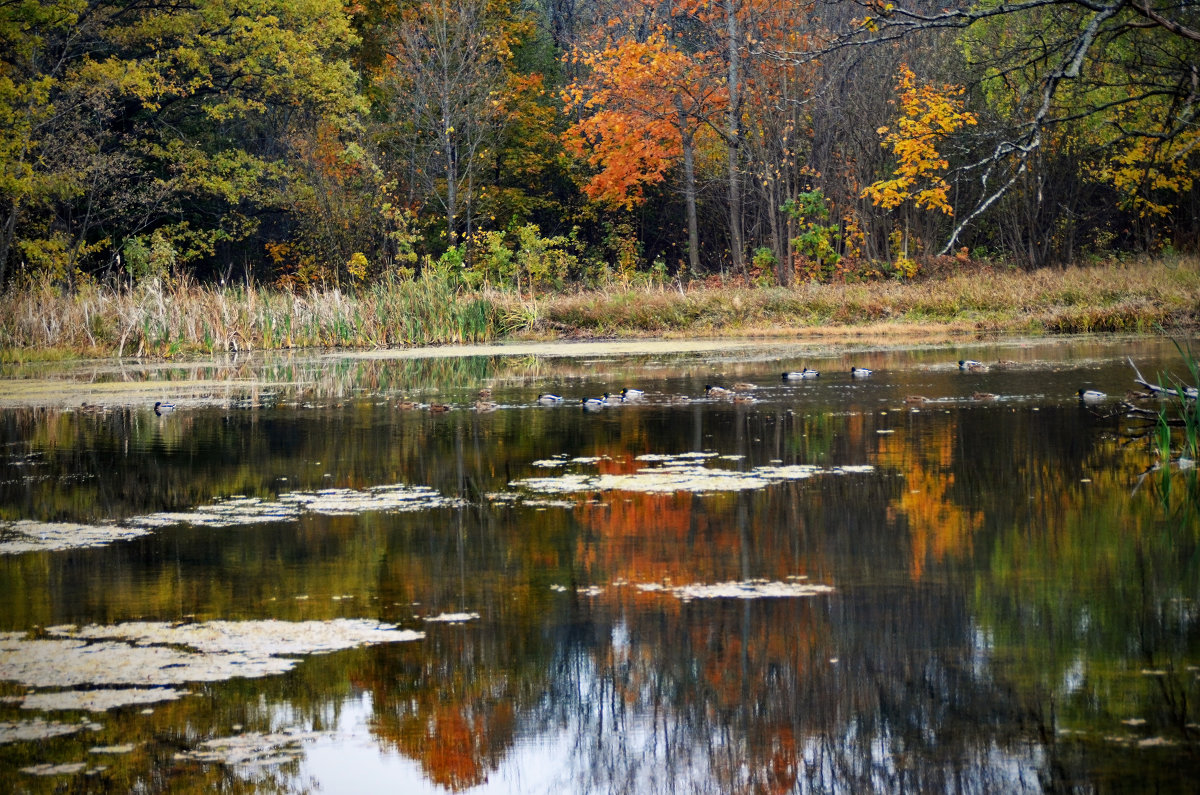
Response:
[2,258,1197,361]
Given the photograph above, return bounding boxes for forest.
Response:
[1,0,1197,296]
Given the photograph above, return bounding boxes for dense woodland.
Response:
[1,0,1197,294]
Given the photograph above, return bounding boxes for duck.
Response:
[904,395,928,405]
[537,393,564,404]
[621,387,645,400]
[971,391,997,401]
[581,397,606,408]
[603,392,625,405]
[154,401,176,415]
[731,382,756,391]
[958,359,987,371]
[733,394,756,404]
[850,367,873,377]
[782,368,819,380]
[705,384,732,397]
[477,388,493,400]
[474,400,498,412]
[429,402,452,413]
[668,394,690,404]
[397,400,418,410]
[1077,389,1106,403]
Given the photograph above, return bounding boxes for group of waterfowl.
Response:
[146,356,1196,418]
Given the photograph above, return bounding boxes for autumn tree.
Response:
[818,0,1200,255]
[0,0,363,287]
[381,0,534,252]
[862,64,977,267]
[563,28,724,273]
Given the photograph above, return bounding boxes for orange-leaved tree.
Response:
[563,27,723,273]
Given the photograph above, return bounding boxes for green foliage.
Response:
[782,190,842,281]
[0,0,363,284]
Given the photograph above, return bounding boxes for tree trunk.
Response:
[725,0,744,275]
[677,99,700,276]
[0,203,17,289]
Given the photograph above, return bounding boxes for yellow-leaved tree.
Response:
[863,64,977,272]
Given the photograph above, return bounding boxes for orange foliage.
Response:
[563,29,723,208]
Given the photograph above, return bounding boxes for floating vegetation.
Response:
[0,719,100,745]
[1,484,461,555]
[20,762,97,776]
[423,612,480,623]
[512,453,874,495]
[18,688,191,713]
[0,620,422,703]
[134,484,462,527]
[531,455,612,468]
[634,578,835,601]
[0,520,152,555]
[173,728,330,768]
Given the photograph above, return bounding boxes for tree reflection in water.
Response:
[1,340,1198,792]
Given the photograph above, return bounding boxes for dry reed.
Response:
[2,258,1196,360]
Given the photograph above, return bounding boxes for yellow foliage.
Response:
[863,64,977,215]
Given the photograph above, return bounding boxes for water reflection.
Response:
[0,337,1198,792]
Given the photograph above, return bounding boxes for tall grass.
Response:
[0,271,503,359]
[1,257,1197,360]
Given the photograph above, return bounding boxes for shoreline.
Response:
[0,330,1190,409]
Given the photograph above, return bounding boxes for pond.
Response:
[0,335,1198,793]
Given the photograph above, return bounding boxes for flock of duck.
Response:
[146,356,1196,416]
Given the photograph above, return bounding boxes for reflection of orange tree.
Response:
[568,450,835,794]
[875,425,982,579]
[354,637,520,791]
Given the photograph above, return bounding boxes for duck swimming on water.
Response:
[154,401,176,415]
[782,368,819,380]
[850,367,873,377]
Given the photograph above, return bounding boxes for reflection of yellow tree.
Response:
[876,427,982,579]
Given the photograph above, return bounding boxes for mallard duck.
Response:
[603,392,624,405]
[904,395,928,405]
[958,359,987,371]
[477,388,493,400]
[705,384,732,397]
[429,402,452,413]
[850,367,873,377]
[537,393,564,404]
[397,400,418,410]
[621,387,645,400]
[154,401,176,415]
[971,391,997,401]
[1077,389,1106,403]
[581,397,606,408]
[782,368,819,380]
[474,400,498,412]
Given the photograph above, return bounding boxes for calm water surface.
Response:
[1,337,1198,793]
